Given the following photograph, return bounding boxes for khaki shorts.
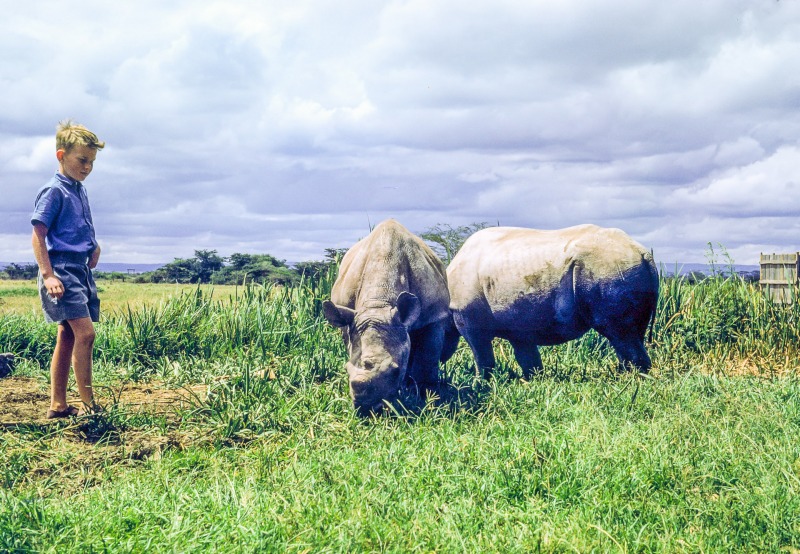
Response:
[38,259,100,324]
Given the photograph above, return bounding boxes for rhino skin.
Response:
[323,219,451,413]
[445,224,658,377]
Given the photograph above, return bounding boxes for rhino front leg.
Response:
[407,321,445,392]
[461,329,496,380]
[509,340,543,379]
[439,317,461,364]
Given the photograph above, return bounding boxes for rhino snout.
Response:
[350,380,392,415]
[348,362,403,413]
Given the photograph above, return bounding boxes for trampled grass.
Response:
[1,271,799,552]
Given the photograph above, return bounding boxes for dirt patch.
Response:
[1,376,208,425]
[1,377,218,493]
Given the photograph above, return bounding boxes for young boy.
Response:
[31,120,105,418]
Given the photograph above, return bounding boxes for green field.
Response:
[1,273,799,552]
[0,278,243,315]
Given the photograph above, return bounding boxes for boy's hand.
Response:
[89,246,101,269]
[43,274,65,300]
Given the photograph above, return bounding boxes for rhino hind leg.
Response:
[406,321,445,392]
[591,290,656,373]
[597,321,651,373]
[508,340,543,379]
[608,337,651,373]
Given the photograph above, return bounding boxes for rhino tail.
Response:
[646,250,659,345]
[647,298,656,345]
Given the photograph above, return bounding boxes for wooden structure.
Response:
[760,253,799,304]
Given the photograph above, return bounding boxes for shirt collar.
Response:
[55,172,81,187]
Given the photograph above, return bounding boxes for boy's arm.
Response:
[89,244,101,269]
[31,223,64,299]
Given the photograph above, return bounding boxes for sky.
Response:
[2,0,799,267]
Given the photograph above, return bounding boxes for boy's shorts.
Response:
[38,253,100,324]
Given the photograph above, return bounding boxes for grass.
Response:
[0,279,242,316]
[2,375,799,552]
[0,287,37,298]
[1,271,799,552]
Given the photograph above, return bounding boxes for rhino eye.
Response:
[363,360,375,371]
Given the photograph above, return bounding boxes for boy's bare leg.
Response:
[49,323,75,412]
[66,317,96,409]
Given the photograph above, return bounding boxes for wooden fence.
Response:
[760,253,799,304]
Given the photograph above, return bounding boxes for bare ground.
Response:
[1,376,208,426]
[1,377,217,492]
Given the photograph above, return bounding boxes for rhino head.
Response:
[322,292,421,414]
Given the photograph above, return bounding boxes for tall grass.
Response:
[655,274,799,373]
[3,269,796,380]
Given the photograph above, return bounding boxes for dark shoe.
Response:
[46,405,79,419]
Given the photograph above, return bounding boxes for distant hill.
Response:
[658,262,759,277]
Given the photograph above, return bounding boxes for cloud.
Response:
[669,145,800,217]
[1,0,799,265]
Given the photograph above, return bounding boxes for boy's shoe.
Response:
[46,405,79,419]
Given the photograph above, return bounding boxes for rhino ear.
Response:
[322,300,356,328]
[395,292,421,328]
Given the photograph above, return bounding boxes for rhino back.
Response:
[448,224,655,318]
[331,219,450,327]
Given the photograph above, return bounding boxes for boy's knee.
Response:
[71,332,95,355]
[67,319,95,346]
[80,331,96,347]
[75,328,96,346]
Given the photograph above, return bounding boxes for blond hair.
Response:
[56,119,105,152]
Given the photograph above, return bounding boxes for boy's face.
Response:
[57,145,97,182]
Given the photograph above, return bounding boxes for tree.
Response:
[151,257,197,283]
[421,222,489,265]
[139,246,351,287]
[3,263,38,280]
[194,250,224,283]
[147,250,224,284]
[293,260,329,279]
[294,248,348,283]
[227,253,254,271]
[214,253,297,285]
[323,248,349,264]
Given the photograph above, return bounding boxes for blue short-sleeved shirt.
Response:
[31,173,97,255]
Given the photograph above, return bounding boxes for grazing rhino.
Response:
[445,224,658,377]
[323,219,450,413]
